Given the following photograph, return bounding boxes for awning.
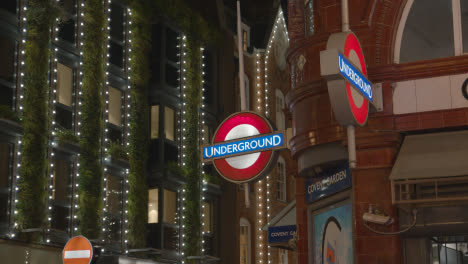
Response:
[389,130,468,180]
[263,200,296,250]
[389,130,468,206]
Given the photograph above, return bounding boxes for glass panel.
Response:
[163,189,177,224]
[0,37,15,82]
[106,174,121,215]
[0,83,13,108]
[51,204,69,231]
[151,24,162,84]
[164,142,178,163]
[165,64,179,88]
[108,87,122,126]
[163,225,178,251]
[165,27,179,62]
[108,125,122,144]
[107,215,121,242]
[305,0,315,36]
[109,41,124,68]
[461,0,468,53]
[164,107,175,141]
[57,63,73,107]
[0,0,16,15]
[58,19,75,44]
[53,159,71,202]
[203,202,212,233]
[148,188,158,223]
[151,105,159,139]
[55,105,73,130]
[0,143,11,224]
[240,225,249,264]
[110,3,124,41]
[400,0,454,63]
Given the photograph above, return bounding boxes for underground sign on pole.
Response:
[62,236,93,264]
[202,111,287,183]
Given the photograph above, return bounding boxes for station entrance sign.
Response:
[202,111,286,183]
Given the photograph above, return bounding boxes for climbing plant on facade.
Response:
[77,0,106,239]
[17,0,59,242]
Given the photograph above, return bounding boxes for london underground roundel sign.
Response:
[320,31,372,127]
[202,111,286,183]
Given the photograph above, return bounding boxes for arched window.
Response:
[275,89,285,130]
[240,217,251,264]
[276,156,286,202]
[395,0,468,63]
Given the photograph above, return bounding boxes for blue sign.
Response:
[268,225,297,244]
[305,162,352,204]
[202,132,284,161]
[338,53,373,102]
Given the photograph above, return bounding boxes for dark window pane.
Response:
[58,19,75,44]
[164,143,178,164]
[204,235,214,256]
[108,125,122,144]
[165,64,179,88]
[461,0,468,53]
[51,204,69,231]
[110,3,124,41]
[165,27,179,62]
[146,223,161,248]
[106,174,121,215]
[109,41,124,68]
[53,159,71,202]
[60,0,76,15]
[0,37,16,82]
[0,84,13,108]
[204,50,213,85]
[400,0,454,63]
[204,84,213,106]
[149,140,160,169]
[151,24,162,84]
[107,216,121,242]
[0,0,16,15]
[56,105,73,130]
[0,143,11,224]
[163,225,178,251]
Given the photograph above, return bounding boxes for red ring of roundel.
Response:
[213,112,273,182]
[344,33,369,126]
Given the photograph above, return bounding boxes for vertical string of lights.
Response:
[200,47,207,256]
[72,0,86,236]
[123,6,133,254]
[11,0,29,239]
[179,34,188,262]
[102,0,112,244]
[254,50,266,264]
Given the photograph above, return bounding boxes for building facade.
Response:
[287,0,468,263]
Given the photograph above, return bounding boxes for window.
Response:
[431,236,468,264]
[56,63,74,130]
[163,189,177,224]
[148,189,159,224]
[108,87,122,126]
[151,105,159,139]
[0,0,17,15]
[164,106,175,141]
[396,0,468,63]
[57,63,73,107]
[305,0,315,36]
[0,36,15,108]
[243,30,248,51]
[241,23,250,52]
[240,218,251,264]
[276,156,286,202]
[109,3,125,68]
[276,89,285,130]
[106,173,122,242]
[0,143,12,224]
[203,49,214,106]
[279,249,288,264]
[202,202,212,234]
[51,158,72,231]
[165,27,180,89]
[58,0,77,44]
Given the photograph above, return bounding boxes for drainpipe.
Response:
[341,0,356,168]
[237,1,250,207]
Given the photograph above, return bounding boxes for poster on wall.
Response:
[314,203,353,264]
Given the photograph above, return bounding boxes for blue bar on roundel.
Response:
[338,53,373,102]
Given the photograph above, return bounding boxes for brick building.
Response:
[287,0,468,263]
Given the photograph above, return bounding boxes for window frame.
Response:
[394,0,468,63]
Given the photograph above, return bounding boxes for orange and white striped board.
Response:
[62,236,93,264]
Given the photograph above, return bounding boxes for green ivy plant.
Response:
[16,0,59,242]
[77,0,105,239]
[56,129,79,146]
[107,140,129,161]
[126,0,151,249]
[0,105,21,123]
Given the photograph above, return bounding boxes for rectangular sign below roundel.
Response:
[268,225,297,244]
[202,131,285,162]
[338,53,373,102]
[305,162,352,204]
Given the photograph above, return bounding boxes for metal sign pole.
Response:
[237,0,250,208]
